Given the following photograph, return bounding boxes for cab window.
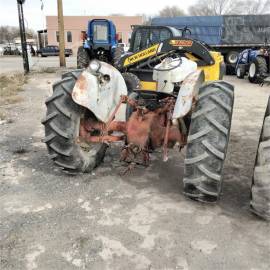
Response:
[93,23,108,42]
[132,28,172,52]
[160,29,171,41]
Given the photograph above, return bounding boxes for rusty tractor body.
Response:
[72,60,203,166]
[43,35,234,203]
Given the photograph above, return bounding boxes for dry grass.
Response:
[0,73,27,106]
[0,109,6,120]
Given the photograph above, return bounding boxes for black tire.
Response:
[183,81,234,202]
[236,65,245,79]
[61,69,83,80]
[122,72,141,120]
[226,51,239,65]
[225,64,235,75]
[113,46,124,67]
[219,62,226,80]
[248,56,267,84]
[42,72,107,173]
[250,97,270,220]
[77,46,90,69]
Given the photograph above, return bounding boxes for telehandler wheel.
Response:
[250,97,270,220]
[183,81,234,202]
[248,56,267,84]
[42,73,108,173]
[236,65,245,79]
[77,46,90,68]
[121,72,141,120]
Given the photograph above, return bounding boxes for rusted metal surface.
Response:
[72,63,127,123]
[80,118,126,143]
[172,70,204,119]
[78,94,185,166]
[104,95,127,135]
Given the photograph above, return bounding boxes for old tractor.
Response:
[236,47,270,84]
[77,19,123,68]
[236,31,270,84]
[43,25,233,204]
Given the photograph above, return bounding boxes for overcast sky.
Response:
[0,0,196,30]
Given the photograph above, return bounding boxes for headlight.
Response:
[89,60,101,72]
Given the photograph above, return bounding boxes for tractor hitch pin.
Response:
[163,111,172,162]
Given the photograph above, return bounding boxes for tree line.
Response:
[1,0,270,43]
[157,0,270,18]
[0,26,36,44]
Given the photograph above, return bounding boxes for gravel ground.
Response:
[0,73,270,270]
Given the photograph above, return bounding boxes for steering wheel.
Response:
[147,52,182,71]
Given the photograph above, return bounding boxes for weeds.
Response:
[0,73,27,106]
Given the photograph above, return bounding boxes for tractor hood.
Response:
[72,61,127,123]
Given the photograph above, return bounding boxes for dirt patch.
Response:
[0,73,27,107]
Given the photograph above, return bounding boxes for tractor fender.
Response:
[172,70,204,120]
[72,61,127,123]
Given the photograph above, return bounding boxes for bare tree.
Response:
[158,6,185,17]
[0,26,36,44]
[0,26,20,44]
[189,0,239,15]
[189,0,270,15]
[238,0,270,14]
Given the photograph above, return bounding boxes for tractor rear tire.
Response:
[122,72,141,120]
[113,46,124,67]
[77,46,90,69]
[236,65,245,79]
[61,69,83,80]
[184,81,234,202]
[250,97,270,220]
[42,73,107,173]
[248,56,267,84]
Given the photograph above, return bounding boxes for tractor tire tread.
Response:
[251,96,270,220]
[42,71,107,173]
[248,56,268,84]
[122,72,141,120]
[77,46,90,69]
[184,81,234,202]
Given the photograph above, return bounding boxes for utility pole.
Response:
[17,0,29,74]
[57,0,66,67]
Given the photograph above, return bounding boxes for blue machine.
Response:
[235,47,270,83]
[77,19,121,68]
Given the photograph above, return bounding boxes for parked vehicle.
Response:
[151,15,270,74]
[0,46,4,56]
[42,23,270,220]
[77,19,123,68]
[235,47,270,83]
[43,26,229,203]
[36,45,72,57]
[118,42,129,53]
[3,46,21,56]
